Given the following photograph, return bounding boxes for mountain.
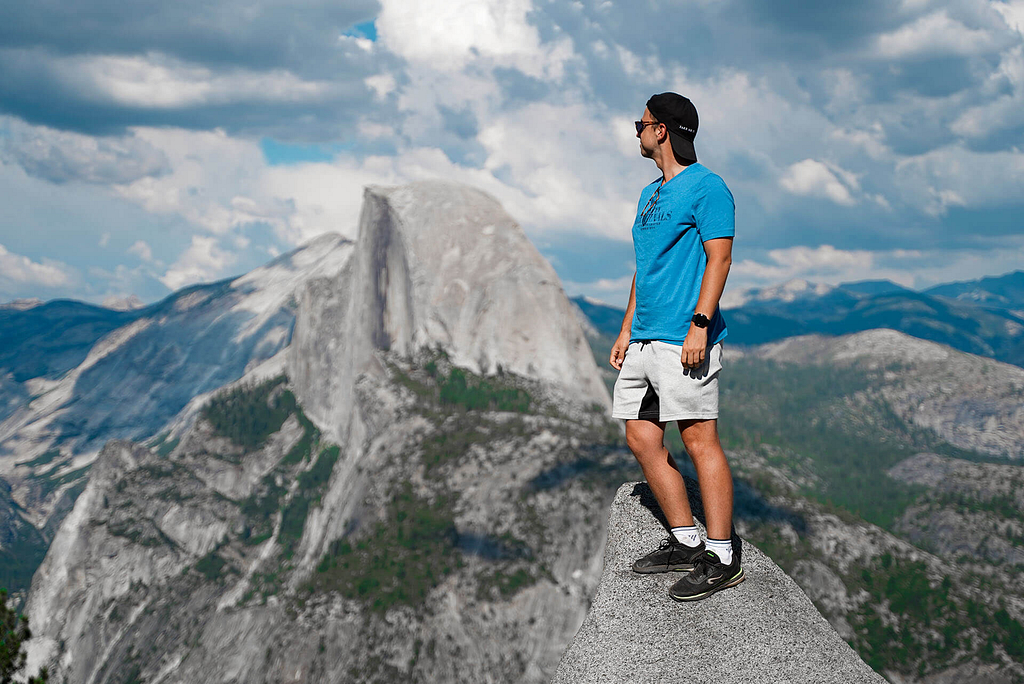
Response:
[925,270,1024,312]
[571,270,1024,368]
[7,183,1023,683]
[20,182,622,683]
[0,234,356,601]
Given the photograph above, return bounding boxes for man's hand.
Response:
[609,331,630,370]
[680,324,708,368]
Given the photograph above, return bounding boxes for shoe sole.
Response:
[668,568,745,602]
[632,563,697,574]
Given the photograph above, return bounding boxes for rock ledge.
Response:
[551,482,885,684]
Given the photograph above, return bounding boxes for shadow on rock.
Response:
[629,476,808,567]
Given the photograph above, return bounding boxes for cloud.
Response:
[376,0,572,79]
[950,44,1024,139]
[733,244,875,281]
[2,49,339,110]
[873,10,1001,58]
[2,0,1024,308]
[779,159,858,206]
[1,118,169,184]
[0,242,72,289]
[127,240,154,262]
[894,143,1024,215]
[996,0,1024,35]
[160,235,235,290]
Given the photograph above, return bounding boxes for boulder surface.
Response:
[551,481,886,684]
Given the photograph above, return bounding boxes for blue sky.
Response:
[0,0,1022,308]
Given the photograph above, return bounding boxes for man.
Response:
[609,92,740,602]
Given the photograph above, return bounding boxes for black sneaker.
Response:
[632,537,706,574]
[668,549,744,601]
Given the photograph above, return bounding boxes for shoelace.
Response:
[685,552,719,583]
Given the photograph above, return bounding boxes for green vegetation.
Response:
[279,446,341,559]
[475,567,538,601]
[716,358,933,528]
[194,549,232,582]
[15,449,60,469]
[239,474,285,546]
[148,432,180,458]
[392,356,533,415]
[310,484,460,612]
[202,375,294,450]
[0,498,49,596]
[437,367,531,412]
[0,588,49,683]
[28,464,92,500]
[845,553,1024,675]
[280,409,319,466]
[156,437,179,458]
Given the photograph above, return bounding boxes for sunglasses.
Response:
[635,120,661,134]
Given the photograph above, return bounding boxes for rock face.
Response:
[552,481,885,684]
[889,452,1024,567]
[21,181,619,684]
[1,234,355,536]
[758,329,1024,459]
[289,182,609,444]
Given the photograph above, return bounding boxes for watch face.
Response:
[692,313,710,328]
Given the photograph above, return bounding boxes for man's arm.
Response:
[609,272,636,370]
[680,237,733,368]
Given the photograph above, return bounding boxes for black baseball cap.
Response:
[646,93,698,163]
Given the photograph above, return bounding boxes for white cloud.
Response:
[376,0,572,79]
[874,10,998,58]
[830,124,891,161]
[894,143,1024,214]
[950,45,1024,138]
[34,51,335,109]
[779,159,858,206]
[995,0,1024,36]
[115,128,294,236]
[733,245,875,281]
[1,119,169,185]
[160,235,235,290]
[0,243,72,288]
[127,240,154,262]
[365,73,397,100]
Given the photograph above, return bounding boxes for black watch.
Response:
[691,312,710,328]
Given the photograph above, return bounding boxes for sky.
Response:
[0,0,1022,309]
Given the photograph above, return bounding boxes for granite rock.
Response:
[551,481,885,684]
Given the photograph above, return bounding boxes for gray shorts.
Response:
[611,340,723,422]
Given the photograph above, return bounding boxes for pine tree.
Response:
[1,589,48,684]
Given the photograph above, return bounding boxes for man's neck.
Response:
[655,150,692,183]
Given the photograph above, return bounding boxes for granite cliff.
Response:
[21,181,621,683]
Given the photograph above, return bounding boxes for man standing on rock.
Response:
[609,93,742,602]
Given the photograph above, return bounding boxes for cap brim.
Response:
[668,130,697,163]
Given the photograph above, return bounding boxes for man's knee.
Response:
[625,423,664,463]
[679,419,720,457]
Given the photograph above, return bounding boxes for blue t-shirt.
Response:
[630,163,735,345]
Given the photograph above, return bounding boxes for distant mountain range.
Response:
[573,270,1024,367]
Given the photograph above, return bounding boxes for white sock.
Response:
[670,526,701,548]
[705,538,733,565]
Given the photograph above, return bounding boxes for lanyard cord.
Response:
[640,181,663,226]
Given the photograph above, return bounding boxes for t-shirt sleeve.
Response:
[694,175,735,241]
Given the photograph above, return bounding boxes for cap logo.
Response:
[678,124,695,134]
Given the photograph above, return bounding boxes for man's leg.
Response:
[625,418,694,528]
[677,418,733,541]
[666,417,744,601]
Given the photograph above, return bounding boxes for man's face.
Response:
[637,107,661,159]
